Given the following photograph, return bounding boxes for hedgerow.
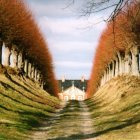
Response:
[87,0,140,97]
[0,0,59,96]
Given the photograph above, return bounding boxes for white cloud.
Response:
[55,61,92,69]
[25,0,81,18]
[25,0,107,79]
[38,16,106,36]
[53,60,93,79]
[37,16,106,79]
[48,40,95,52]
[38,16,106,55]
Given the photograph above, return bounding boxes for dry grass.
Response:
[24,76,140,140]
[86,75,140,140]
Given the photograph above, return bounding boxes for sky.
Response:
[25,0,107,80]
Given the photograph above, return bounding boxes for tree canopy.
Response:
[87,0,140,97]
[0,0,59,96]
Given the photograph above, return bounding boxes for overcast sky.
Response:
[25,0,107,79]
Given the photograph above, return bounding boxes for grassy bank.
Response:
[1,68,140,140]
[28,76,140,140]
[0,71,60,140]
[86,75,140,140]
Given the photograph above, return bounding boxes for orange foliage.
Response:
[87,0,140,98]
[0,0,59,96]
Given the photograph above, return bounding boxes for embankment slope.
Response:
[86,75,140,140]
[0,71,60,140]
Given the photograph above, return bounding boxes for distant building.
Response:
[58,75,88,101]
[58,77,88,92]
[58,81,86,101]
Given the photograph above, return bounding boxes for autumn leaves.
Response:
[0,0,58,95]
[87,1,140,97]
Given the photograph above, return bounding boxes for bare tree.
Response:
[68,0,131,22]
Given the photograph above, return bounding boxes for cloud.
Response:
[38,16,106,36]
[24,0,107,79]
[48,41,95,52]
[38,16,106,53]
[37,16,106,79]
[55,61,92,68]
[47,40,96,64]
[25,0,83,18]
[54,61,92,79]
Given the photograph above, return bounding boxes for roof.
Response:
[58,80,88,91]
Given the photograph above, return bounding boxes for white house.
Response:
[58,82,86,101]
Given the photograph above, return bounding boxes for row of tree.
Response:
[87,0,140,98]
[0,0,58,96]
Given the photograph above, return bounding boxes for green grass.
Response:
[30,75,140,140]
[0,73,60,140]
[47,76,140,140]
[1,70,140,140]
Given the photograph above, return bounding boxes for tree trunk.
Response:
[17,52,23,68]
[41,81,44,89]
[108,65,111,81]
[121,59,125,75]
[131,47,139,76]
[2,43,11,66]
[37,71,40,82]
[115,59,119,77]
[28,62,32,78]
[31,65,35,79]
[0,40,3,64]
[107,68,109,81]
[24,59,28,74]
[124,53,130,74]
[117,52,123,75]
[34,68,37,81]
[100,76,103,86]
[104,70,107,83]
[11,48,18,68]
